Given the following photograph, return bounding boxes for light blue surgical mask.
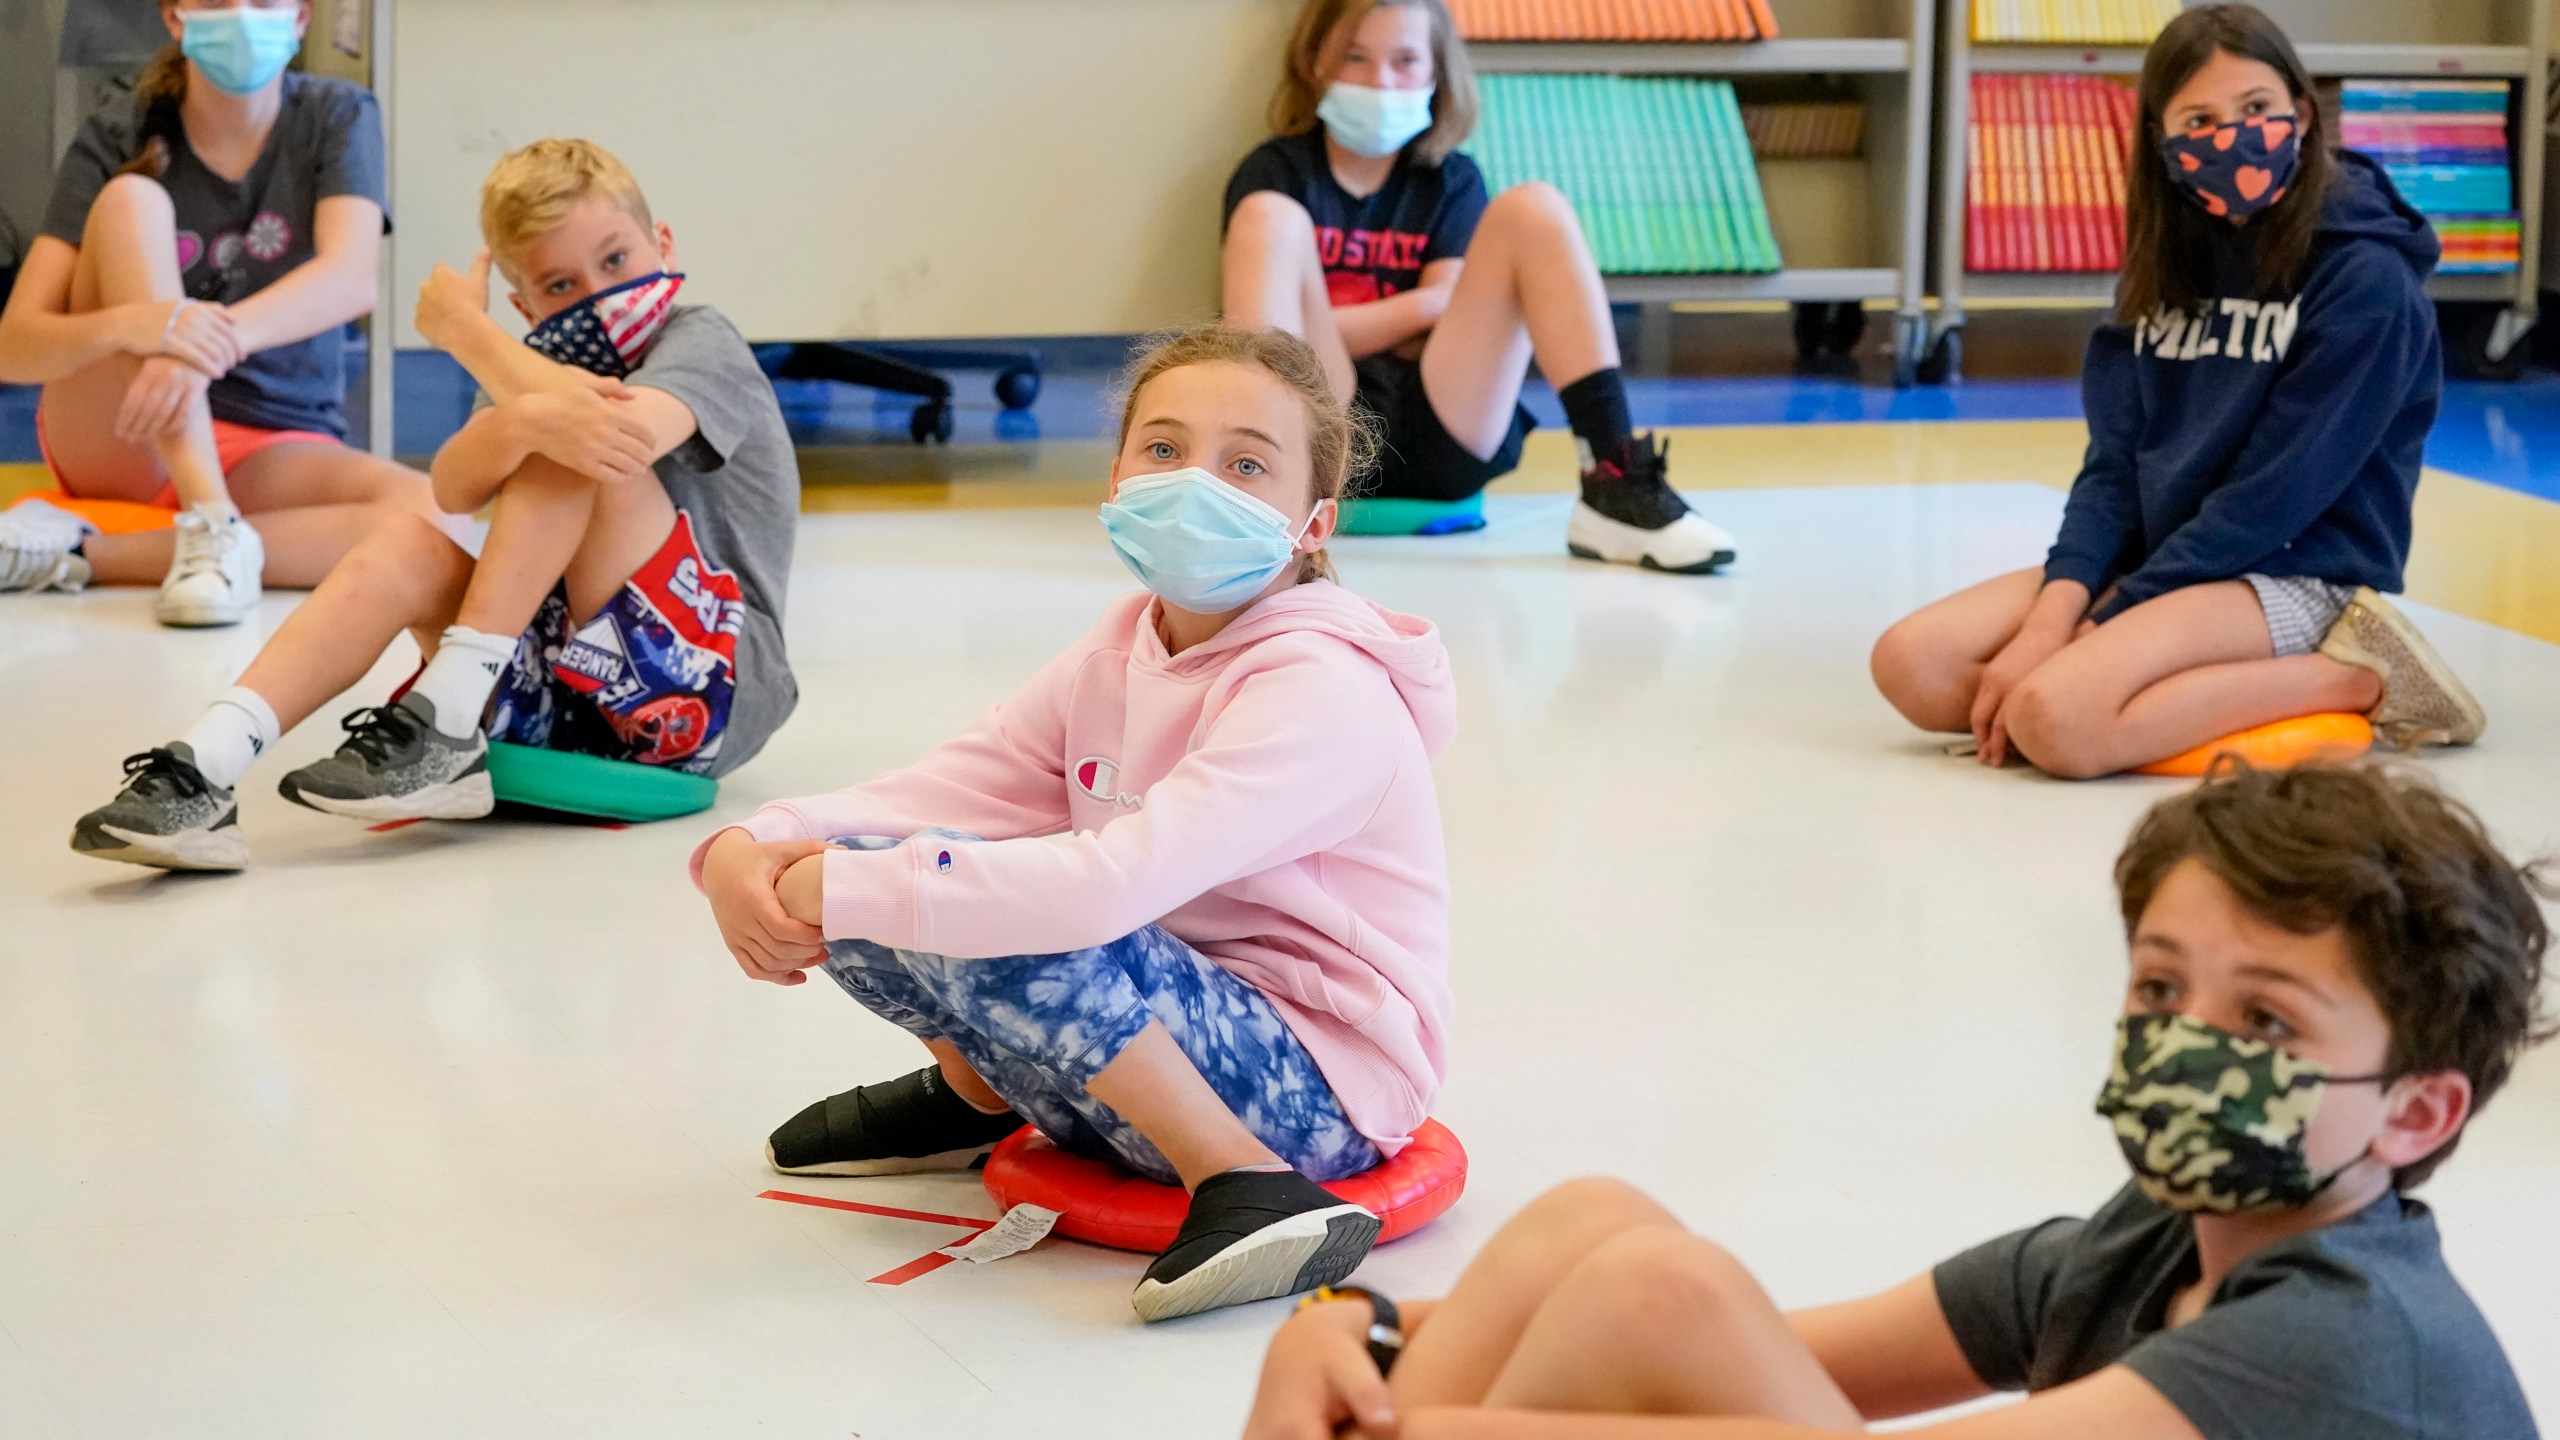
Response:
[1317,82,1436,159]
[181,6,302,96]
[1100,468,1323,615]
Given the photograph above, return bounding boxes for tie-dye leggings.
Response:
[818,839,1381,1186]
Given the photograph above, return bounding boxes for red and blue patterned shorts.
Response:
[485,511,744,775]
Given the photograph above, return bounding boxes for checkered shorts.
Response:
[2246,574,2357,658]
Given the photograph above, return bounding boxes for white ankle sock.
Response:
[179,686,280,789]
[409,626,516,737]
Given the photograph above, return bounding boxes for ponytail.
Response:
[117,44,189,182]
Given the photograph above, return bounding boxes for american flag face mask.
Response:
[524,271,685,377]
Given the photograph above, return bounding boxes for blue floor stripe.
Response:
[8,358,2558,504]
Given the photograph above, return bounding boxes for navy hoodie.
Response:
[2047,151,2441,622]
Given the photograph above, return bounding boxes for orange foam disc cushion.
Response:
[13,491,177,536]
[2136,712,2374,778]
[982,1119,1469,1254]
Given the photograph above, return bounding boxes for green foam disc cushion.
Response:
[484,742,719,822]
[1338,493,1487,536]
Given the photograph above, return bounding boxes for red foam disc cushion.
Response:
[982,1118,1469,1254]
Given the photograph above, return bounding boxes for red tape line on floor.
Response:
[758,1190,997,1286]
[368,818,427,833]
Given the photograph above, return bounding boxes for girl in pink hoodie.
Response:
[694,325,1455,1323]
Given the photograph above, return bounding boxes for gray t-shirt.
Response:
[1934,1183,2537,1439]
[602,304,800,776]
[42,71,388,437]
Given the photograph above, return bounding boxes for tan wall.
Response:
[390,0,1297,345]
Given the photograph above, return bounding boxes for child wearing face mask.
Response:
[1873,3,2480,780]
[0,0,438,626]
[1221,0,1737,574]
[696,325,1455,1324]
[1246,761,2548,1440]
[68,138,799,871]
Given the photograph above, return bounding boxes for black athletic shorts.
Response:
[1355,356,1537,503]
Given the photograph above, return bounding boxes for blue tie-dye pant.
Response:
[819,836,1381,1186]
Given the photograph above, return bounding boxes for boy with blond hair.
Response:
[71,139,799,870]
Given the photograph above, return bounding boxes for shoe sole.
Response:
[71,821,247,872]
[1567,541,1736,576]
[2322,590,2486,747]
[763,1139,998,1177]
[288,770,496,822]
[1130,1204,1381,1324]
[155,592,258,628]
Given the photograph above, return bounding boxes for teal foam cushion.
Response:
[484,742,718,822]
[1338,493,1487,536]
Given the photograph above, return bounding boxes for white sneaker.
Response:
[1,498,96,593]
[157,506,264,628]
[1566,504,1738,574]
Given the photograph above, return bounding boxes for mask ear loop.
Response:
[1289,498,1337,555]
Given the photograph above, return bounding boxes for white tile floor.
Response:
[3,484,2555,1438]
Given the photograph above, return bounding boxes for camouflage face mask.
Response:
[2094,1013,2388,1215]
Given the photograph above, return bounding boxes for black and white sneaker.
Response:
[1566,435,1737,575]
[1131,1168,1380,1323]
[69,743,247,872]
[276,693,493,821]
[766,1067,1027,1177]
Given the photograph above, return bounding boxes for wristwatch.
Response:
[1299,1284,1404,1376]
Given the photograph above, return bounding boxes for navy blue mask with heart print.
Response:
[2160,114,2300,223]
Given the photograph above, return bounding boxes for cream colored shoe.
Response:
[2317,588,2486,747]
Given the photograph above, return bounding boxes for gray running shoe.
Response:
[277,693,494,821]
[70,743,247,872]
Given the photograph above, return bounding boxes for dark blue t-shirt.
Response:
[1223,130,1488,309]
[42,72,388,438]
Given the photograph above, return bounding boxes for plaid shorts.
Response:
[2246,574,2358,659]
[485,511,745,774]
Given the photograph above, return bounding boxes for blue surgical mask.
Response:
[181,7,302,96]
[1317,82,1436,159]
[1100,468,1323,614]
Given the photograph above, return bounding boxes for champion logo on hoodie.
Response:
[1074,757,1144,809]
[2132,295,2302,365]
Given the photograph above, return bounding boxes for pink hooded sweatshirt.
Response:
[695,581,1455,1155]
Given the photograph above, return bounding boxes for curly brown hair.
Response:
[2116,762,2554,1189]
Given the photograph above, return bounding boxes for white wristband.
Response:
[158,298,192,353]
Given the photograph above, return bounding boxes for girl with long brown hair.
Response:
[1871,4,2478,779]
[1223,0,1736,574]
[0,0,434,627]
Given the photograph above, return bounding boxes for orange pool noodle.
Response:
[2135,712,2375,778]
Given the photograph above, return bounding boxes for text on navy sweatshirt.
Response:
[2046,150,2442,623]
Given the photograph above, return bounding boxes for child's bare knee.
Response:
[1577,1228,1761,1331]
[2005,674,2107,778]
[1487,181,1577,234]
[89,173,174,232]
[1229,190,1317,247]
[1519,1177,1680,1243]
[1872,620,1961,729]
[346,510,467,589]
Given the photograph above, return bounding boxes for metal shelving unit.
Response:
[1926,0,2551,382]
[1470,0,1942,379]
